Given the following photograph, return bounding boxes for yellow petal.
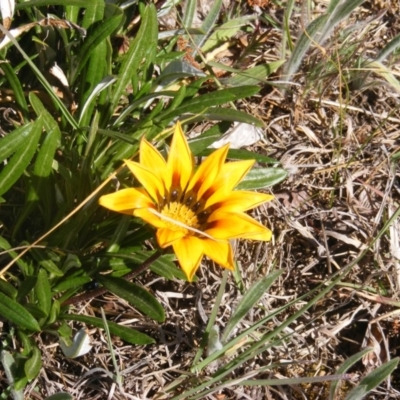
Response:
[204,160,255,205]
[124,159,165,201]
[167,122,194,192]
[202,239,234,270]
[156,228,186,248]
[172,236,204,281]
[206,191,274,212]
[187,144,229,199]
[99,188,153,215]
[134,208,167,229]
[206,211,272,241]
[139,139,171,190]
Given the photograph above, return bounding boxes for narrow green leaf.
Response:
[60,313,155,345]
[97,275,165,322]
[182,0,196,27]
[0,116,43,197]
[222,270,283,342]
[284,14,329,81]
[53,276,92,293]
[0,292,41,332]
[35,269,52,316]
[236,167,288,190]
[31,249,64,277]
[15,1,94,10]
[222,61,285,87]
[193,0,223,52]
[191,107,263,127]
[24,346,42,380]
[0,279,18,299]
[345,358,399,400]
[330,347,374,400]
[72,8,122,84]
[0,123,33,163]
[1,350,24,400]
[108,5,158,120]
[377,33,400,62]
[202,16,256,52]
[47,300,60,325]
[81,0,104,29]
[0,26,77,129]
[0,62,29,121]
[160,86,260,121]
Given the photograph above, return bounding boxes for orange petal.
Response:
[187,144,229,199]
[167,122,194,192]
[202,239,234,270]
[124,159,165,202]
[172,236,204,281]
[206,191,274,212]
[206,211,272,241]
[156,227,186,248]
[99,188,154,215]
[138,139,171,190]
[204,160,255,204]
[134,208,167,229]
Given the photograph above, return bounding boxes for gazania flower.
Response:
[99,123,273,281]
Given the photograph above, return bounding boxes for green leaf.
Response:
[24,346,42,380]
[72,6,123,84]
[221,270,283,342]
[221,62,285,87]
[236,167,288,190]
[188,122,231,155]
[53,275,92,293]
[0,279,18,299]
[202,16,255,53]
[193,0,223,52]
[107,4,158,122]
[329,347,374,400]
[0,292,41,332]
[160,86,260,121]
[31,249,64,277]
[47,300,60,325]
[0,116,43,197]
[0,123,33,163]
[35,269,52,316]
[0,62,29,121]
[60,313,155,345]
[1,350,24,400]
[97,275,165,322]
[345,358,399,400]
[283,14,329,82]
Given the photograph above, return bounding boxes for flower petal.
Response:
[204,160,255,205]
[167,122,194,192]
[124,159,165,201]
[206,211,272,241]
[207,191,274,212]
[187,144,230,199]
[99,188,154,215]
[134,208,167,229]
[139,138,171,190]
[202,239,234,270]
[173,236,204,281]
[156,227,186,248]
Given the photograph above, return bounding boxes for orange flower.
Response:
[99,123,273,281]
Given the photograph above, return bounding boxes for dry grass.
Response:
[11,1,400,399]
